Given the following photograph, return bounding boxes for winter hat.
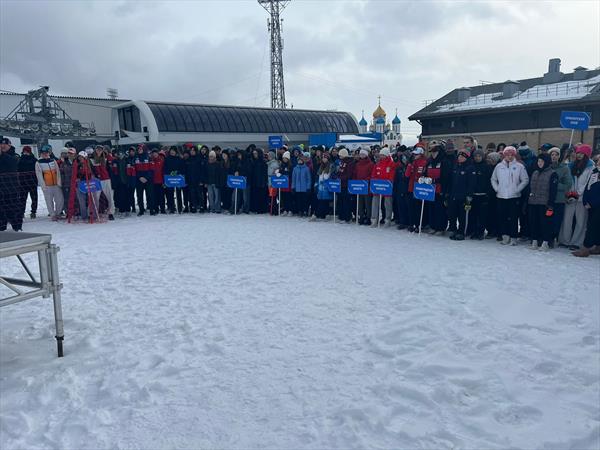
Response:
[339,148,349,158]
[540,143,553,152]
[485,142,496,151]
[303,151,310,158]
[537,153,551,168]
[184,142,194,149]
[503,146,517,157]
[208,150,216,158]
[575,144,592,158]
[85,147,94,155]
[473,149,485,159]
[41,144,52,152]
[486,152,502,164]
[359,149,369,158]
[380,148,391,157]
[458,149,471,158]
[268,151,276,159]
[22,146,32,153]
[548,147,561,157]
[1,137,11,145]
[411,147,424,155]
[282,151,291,160]
[78,151,87,158]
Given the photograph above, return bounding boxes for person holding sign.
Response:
[370,147,397,228]
[336,148,356,223]
[74,151,100,221]
[163,147,185,214]
[309,152,333,221]
[291,152,312,217]
[277,151,293,216]
[405,146,427,231]
[447,149,476,241]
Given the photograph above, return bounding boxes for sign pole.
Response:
[278,188,281,216]
[333,192,336,223]
[377,194,382,228]
[568,128,575,148]
[234,188,238,215]
[356,195,359,225]
[418,199,425,236]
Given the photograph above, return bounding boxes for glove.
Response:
[464,202,472,212]
[545,208,554,217]
[466,196,472,204]
[567,197,577,204]
[170,171,177,176]
[139,177,147,184]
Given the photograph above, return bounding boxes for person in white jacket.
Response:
[491,146,529,245]
[34,145,64,221]
[559,144,594,250]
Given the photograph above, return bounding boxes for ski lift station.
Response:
[0,91,359,151]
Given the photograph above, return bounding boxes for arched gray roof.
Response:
[145,102,358,134]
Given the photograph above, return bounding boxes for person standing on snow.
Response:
[559,144,594,250]
[310,152,334,221]
[405,146,427,232]
[370,147,397,228]
[573,154,600,257]
[17,145,38,219]
[425,141,446,235]
[0,137,22,231]
[134,145,153,216]
[90,145,115,220]
[447,149,476,240]
[547,146,572,246]
[276,151,293,216]
[354,148,374,225]
[490,146,529,246]
[336,148,355,223]
[527,154,558,251]
[35,145,64,221]
[468,149,493,240]
[291,152,312,217]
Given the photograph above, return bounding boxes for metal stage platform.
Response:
[0,232,65,357]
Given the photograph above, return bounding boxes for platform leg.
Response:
[47,244,64,357]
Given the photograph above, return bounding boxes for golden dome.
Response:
[373,104,386,118]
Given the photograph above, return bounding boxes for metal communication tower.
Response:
[258,0,290,109]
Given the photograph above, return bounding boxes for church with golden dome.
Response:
[358,97,403,145]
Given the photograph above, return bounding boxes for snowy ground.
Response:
[1,206,599,450]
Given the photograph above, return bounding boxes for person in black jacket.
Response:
[447,149,476,241]
[163,147,185,214]
[17,145,38,219]
[235,148,252,213]
[220,150,233,211]
[468,149,493,239]
[206,150,225,212]
[393,151,410,229]
[185,147,203,213]
[249,148,268,213]
[0,138,22,231]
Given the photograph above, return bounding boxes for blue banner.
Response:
[270,175,289,189]
[325,178,341,193]
[78,179,102,194]
[348,180,369,195]
[413,183,436,202]
[268,135,283,149]
[370,179,393,196]
[164,175,186,188]
[227,175,247,189]
[560,111,591,130]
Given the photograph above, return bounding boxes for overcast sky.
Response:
[1,0,599,143]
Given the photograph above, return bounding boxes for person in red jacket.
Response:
[90,145,115,220]
[355,148,374,225]
[370,147,397,227]
[425,142,447,234]
[405,146,428,231]
[150,149,166,215]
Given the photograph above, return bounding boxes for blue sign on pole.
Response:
[268,135,284,149]
[78,179,102,194]
[560,111,591,130]
[270,175,289,189]
[163,175,186,188]
[370,179,393,196]
[413,183,436,202]
[227,175,247,189]
[325,179,341,193]
[348,180,369,195]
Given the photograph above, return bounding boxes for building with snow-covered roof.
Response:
[409,58,600,151]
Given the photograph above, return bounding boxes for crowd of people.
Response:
[1,136,599,257]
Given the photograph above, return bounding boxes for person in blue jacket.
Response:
[573,154,600,257]
[292,153,312,217]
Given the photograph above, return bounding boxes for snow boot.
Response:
[308,215,317,222]
[454,234,465,241]
[500,235,510,245]
[108,214,115,221]
[509,238,518,246]
[30,212,36,219]
[590,246,600,255]
[539,241,550,251]
[572,247,591,257]
[529,240,538,250]
[384,220,392,228]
